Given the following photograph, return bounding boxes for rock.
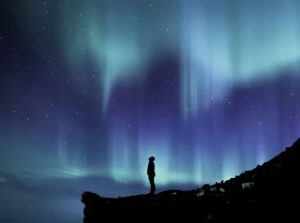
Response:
[81,138,300,222]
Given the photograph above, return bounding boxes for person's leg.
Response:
[149,177,155,194]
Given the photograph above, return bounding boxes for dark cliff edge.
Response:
[82,138,300,222]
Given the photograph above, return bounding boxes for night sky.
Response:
[1,0,300,222]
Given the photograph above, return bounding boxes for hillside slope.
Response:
[82,138,300,222]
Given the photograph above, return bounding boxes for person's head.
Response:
[149,156,155,161]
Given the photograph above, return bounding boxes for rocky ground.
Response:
[82,138,300,222]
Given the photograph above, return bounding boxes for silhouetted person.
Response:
[147,156,156,194]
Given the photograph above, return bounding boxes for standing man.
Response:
[147,156,156,195]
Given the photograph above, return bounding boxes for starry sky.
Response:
[1,0,300,222]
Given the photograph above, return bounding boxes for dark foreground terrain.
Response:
[82,138,300,222]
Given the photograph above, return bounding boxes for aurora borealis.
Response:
[1,0,300,222]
